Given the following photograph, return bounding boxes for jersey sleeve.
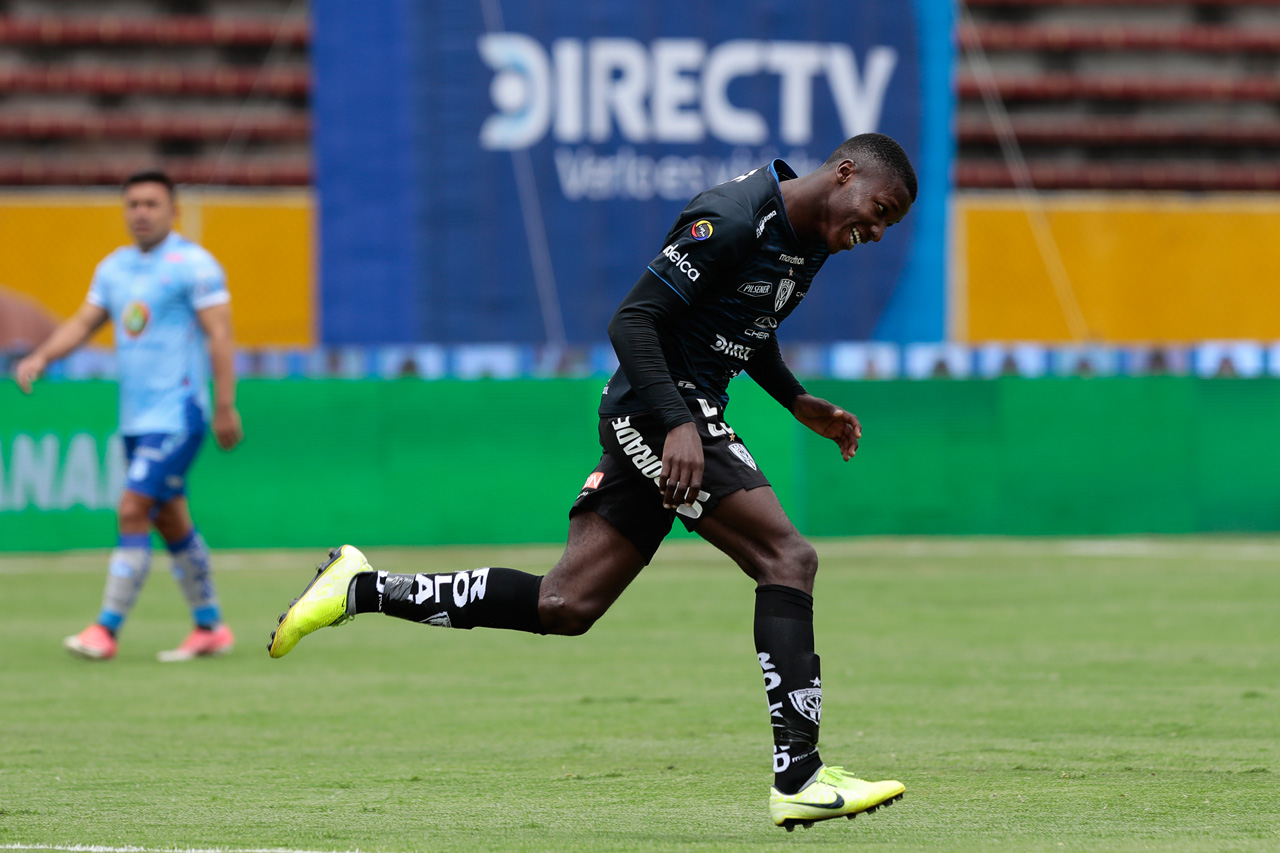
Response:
[644,193,756,303]
[188,251,230,310]
[86,258,111,310]
[607,269,698,431]
[744,335,807,409]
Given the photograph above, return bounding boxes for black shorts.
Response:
[570,403,772,563]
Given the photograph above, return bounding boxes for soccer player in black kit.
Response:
[269,132,917,831]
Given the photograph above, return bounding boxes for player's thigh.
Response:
[695,487,817,591]
[540,511,648,632]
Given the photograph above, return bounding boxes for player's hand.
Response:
[659,422,704,508]
[791,393,861,461]
[213,405,244,451]
[13,353,48,394]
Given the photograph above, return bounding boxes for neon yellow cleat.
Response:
[267,545,371,659]
[769,765,905,831]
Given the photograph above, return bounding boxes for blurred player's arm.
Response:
[13,301,109,393]
[197,302,244,451]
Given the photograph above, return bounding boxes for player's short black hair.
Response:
[823,133,917,202]
[123,169,175,197]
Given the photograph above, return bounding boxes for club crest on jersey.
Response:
[738,281,772,297]
[690,219,713,241]
[775,279,795,312]
[122,301,151,337]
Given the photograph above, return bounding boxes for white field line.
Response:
[3,537,1280,577]
[0,847,372,853]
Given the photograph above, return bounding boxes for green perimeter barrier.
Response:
[2,377,1278,552]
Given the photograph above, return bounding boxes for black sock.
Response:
[755,584,824,795]
[352,567,545,634]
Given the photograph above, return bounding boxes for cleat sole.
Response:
[775,792,905,830]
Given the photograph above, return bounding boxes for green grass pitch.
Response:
[1,537,1278,852]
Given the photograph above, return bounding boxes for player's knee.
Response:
[756,537,818,588]
[116,496,151,531]
[537,593,603,636]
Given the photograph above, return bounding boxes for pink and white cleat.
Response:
[64,624,118,661]
[157,624,235,662]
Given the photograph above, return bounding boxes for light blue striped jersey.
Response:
[87,231,229,435]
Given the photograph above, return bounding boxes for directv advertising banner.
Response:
[313,0,951,345]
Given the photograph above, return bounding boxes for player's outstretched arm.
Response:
[790,393,862,461]
[197,302,243,451]
[13,301,109,393]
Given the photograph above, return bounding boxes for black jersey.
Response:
[601,159,829,430]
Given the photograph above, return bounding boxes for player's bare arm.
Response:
[13,301,109,393]
[790,393,862,461]
[197,302,243,451]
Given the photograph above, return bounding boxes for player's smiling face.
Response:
[124,182,177,251]
[823,160,912,254]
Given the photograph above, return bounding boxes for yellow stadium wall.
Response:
[0,190,314,347]
[954,194,1280,344]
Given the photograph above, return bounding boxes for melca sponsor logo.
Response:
[661,244,702,281]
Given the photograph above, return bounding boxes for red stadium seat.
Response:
[0,113,310,141]
[0,15,308,47]
[0,65,310,98]
[956,160,1280,192]
[961,24,1280,53]
[0,158,311,187]
[956,115,1280,147]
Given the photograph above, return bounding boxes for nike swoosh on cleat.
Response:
[804,794,845,810]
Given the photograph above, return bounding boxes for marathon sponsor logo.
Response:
[738,281,772,297]
[775,278,795,311]
[755,210,777,237]
[754,316,779,329]
[712,334,755,361]
[611,417,710,519]
[690,219,713,241]
[661,244,702,282]
[779,253,805,265]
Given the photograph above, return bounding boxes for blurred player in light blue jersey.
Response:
[14,170,244,662]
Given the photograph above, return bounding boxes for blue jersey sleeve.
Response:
[187,250,229,310]
[86,256,114,310]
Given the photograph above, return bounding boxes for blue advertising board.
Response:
[313,0,952,345]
